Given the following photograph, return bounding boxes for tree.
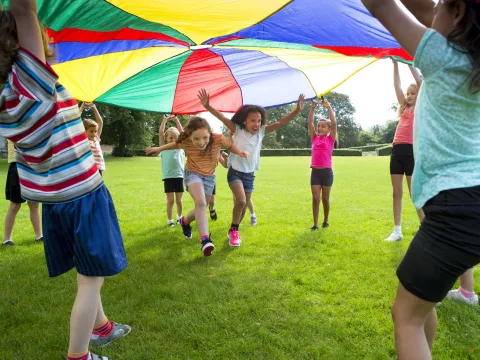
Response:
[357,130,382,146]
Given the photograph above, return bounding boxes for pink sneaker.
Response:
[228,228,241,247]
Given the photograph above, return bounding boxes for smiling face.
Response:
[317,120,330,136]
[244,111,262,134]
[86,125,98,140]
[191,128,210,150]
[405,85,419,107]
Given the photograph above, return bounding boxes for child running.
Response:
[361,0,480,359]
[159,114,184,227]
[308,97,337,230]
[0,2,130,359]
[198,89,305,247]
[385,59,425,241]
[3,140,43,245]
[81,102,106,176]
[146,117,248,256]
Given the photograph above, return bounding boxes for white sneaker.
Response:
[250,214,257,226]
[446,289,479,306]
[385,232,403,241]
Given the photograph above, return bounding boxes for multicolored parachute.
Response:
[2,0,411,113]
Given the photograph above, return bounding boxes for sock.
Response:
[251,213,256,217]
[93,319,114,337]
[177,215,182,220]
[394,226,402,234]
[459,287,475,299]
[181,217,189,226]
[231,223,239,231]
[67,351,89,360]
[168,219,174,224]
[201,234,210,242]
[35,235,43,240]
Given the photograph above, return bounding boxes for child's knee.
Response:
[9,202,21,213]
[195,198,207,208]
[235,198,246,208]
[312,196,320,204]
[167,199,175,206]
[77,274,104,289]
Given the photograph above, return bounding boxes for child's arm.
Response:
[361,0,427,58]
[146,142,180,157]
[308,100,317,138]
[79,102,87,113]
[265,94,305,134]
[398,0,435,28]
[322,99,337,141]
[173,116,183,133]
[409,65,423,89]
[392,59,406,107]
[229,144,249,160]
[10,0,46,63]
[218,152,228,168]
[159,114,169,145]
[90,103,103,137]
[198,89,236,133]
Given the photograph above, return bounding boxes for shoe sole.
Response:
[229,240,241,247]
[202,243,214,256]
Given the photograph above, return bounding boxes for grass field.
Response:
[1,156,479,360]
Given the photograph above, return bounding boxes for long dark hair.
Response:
[231,105,267,130]
[177,116,214,156]
[445,0,480,92]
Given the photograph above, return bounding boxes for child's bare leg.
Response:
[3,202,21,242]
[27,201,42,238]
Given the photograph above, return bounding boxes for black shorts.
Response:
[163,178,184,193]
[396,185,480,303]
[390,144,414,176]
[310,168,334,186]
[5,162,25,204]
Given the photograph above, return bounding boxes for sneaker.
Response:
[228,228,241,247]
[180,217,192,239]
[90,322,131,347]
[177,217,182,224]
[35,236,43,242]
[168,220,175,227]
[88,353,109,360]
[2,240,15,246]
[446,289,479,306]
[322,222,329,228]
[201,237,215,256]
[209,209,218,221]
[385,232,403,241]
[310,226,319,231]
[250,214,257,226]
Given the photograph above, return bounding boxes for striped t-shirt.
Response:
[180,133,232,176]
[0,49,103,203]
[90,135,106,171]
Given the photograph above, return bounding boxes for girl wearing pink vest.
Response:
[308,98,337,230]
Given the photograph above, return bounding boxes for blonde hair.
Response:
[83,119,98,130]
[164,127,180,138]
[0,10,55,87]
[397,83,418,116]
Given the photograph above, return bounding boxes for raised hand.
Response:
[296,94,306,112]
[197,88,210,109]
[321,98,331,108]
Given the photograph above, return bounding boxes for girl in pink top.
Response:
[308,98,337,230]
[386,60,425,242]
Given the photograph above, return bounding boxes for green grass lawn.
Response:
[1,156,479,360]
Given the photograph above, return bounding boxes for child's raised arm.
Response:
[399,0,435,28]
[90,103,103,137]
[322,99,337,141]
[159,114,169,145]
[265,94,305,134]
[308,100,318,138]
[10,0,46,63]
[146,142,180,157]
[173,116,183,133]
[392,59,406,107]
[197,89,236,133]
[361,0,427,58]
[409,64,423,89]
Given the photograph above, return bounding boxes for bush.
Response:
[349,143,390,152]
[112,147,135,157]
[260,149,361,156]
[376,145,393,156]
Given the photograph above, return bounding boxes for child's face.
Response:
[405,85,418,106]
[317,121,330,136]
[165,132,178,144]
[191,128,210,150]
[86,126,97,140]
[431,0,463,37]
[244,112,262,134]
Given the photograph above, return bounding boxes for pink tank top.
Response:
[392,107,414,145]
[311,135,335,168]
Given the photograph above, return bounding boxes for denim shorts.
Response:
[184,170,216,195]
[227,167,255,193]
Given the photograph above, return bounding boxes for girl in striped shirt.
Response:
[81,103,106,175]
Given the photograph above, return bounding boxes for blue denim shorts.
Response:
[227,167,255,193]
[184,170,216,195]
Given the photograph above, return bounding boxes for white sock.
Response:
[35,235,43,240]
[177,215,182,220]
[168,219,174,224]
[251,213,256,217]
[394,226,402,234]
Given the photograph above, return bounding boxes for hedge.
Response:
[131,148,362,157]
[376,145,393,156]
[349,143,390,152]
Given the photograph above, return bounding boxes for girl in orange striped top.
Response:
[147,116,248,256]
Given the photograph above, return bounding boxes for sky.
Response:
[202,58,416,133]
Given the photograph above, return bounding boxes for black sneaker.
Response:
[310,226,319,231]
[168,221,175,227]
[2,240,15,246]
[180,217,192,239]
[322,222,329,228]
[201,237,215,256]
[209,209,217,221]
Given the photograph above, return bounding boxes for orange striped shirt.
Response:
[180,133,232,176]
